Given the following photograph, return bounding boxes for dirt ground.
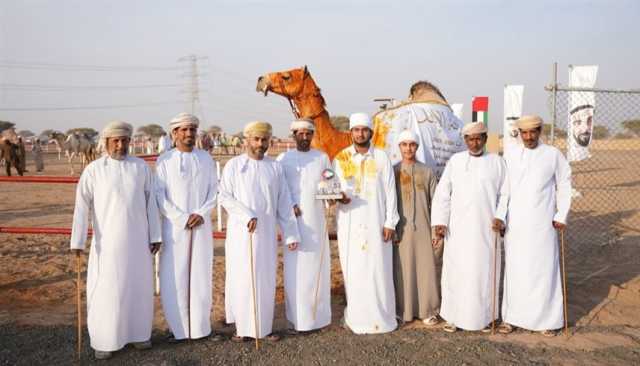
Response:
[1,151,639,365]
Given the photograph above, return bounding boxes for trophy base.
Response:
[315,194,343,200]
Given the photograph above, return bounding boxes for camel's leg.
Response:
[5,162,11,176]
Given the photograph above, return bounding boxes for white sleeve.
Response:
[431,160,453,227]
[382,156,399,229]
[276,164,301,244]
[70,168,93,250]
[194,156,219,219]
[144,165,162,244]
[218,161,256,224]
[553,150,572,224]
[155,160,190,228]
[494,157,510,221]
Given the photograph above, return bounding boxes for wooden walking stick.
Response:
[560,229,569,338]
[187,229,194,340]
[75,250,82,360]
[249,232,260,350]
[491,233,498,335]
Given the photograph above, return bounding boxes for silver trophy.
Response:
[315,168,343,200]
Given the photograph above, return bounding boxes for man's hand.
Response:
[434,225,447,240]
[328,192,351,206]
[247,218,258,233]
[287,242,299,251]
[552,221,566,231]
[432,237,443,249]
[293,205,302,217]
[382,227,395,242]
[185,213,204,229]
[492,219,505,234]
[149,242,161,254]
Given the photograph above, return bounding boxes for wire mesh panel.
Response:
[546,89,640,261]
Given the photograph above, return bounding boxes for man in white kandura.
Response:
[333,112,400,334]
[155,113,220,343]
[431,122,509,333]
[277,119,332,334]
[498,115,572,337]
[70,121,161,360]
[219,121,301,343]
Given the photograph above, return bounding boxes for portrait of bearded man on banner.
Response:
[570,104,594,147]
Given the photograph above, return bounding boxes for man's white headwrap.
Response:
[349,112,372,129]
[169,112,200,131]
[243,121,273,137]
[101,121,133,139]
[290,119,315,132]
[461,122,488,136]
[516,115,543,130]
[397,130,419,145]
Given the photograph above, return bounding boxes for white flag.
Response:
[503,85,524,150]
[568,65,598,162]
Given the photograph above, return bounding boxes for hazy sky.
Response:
[1,0,638,137]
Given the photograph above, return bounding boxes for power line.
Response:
[0,61,182,72]
[0,100,185,111]
[0,83,184,91]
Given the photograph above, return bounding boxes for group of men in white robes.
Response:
[432,115,571,337]
[70,108,572,359]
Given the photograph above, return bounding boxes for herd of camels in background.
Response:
[1,65,450,175]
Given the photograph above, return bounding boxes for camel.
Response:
[0,137,24,176]
[49,131,96,174]
[256,66,452,160]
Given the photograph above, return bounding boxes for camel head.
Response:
[256,66,326,119]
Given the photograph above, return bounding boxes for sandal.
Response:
[284,328,300,336]
[422,316,440,326]
[497,323,513,334]
[443,322,457,333]
[165,334,186,344]
[540,329,556,338]
[230,335,249,343]
[265,333,281,343]
[209,332,226,342]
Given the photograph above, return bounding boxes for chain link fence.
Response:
[545,87,640,262]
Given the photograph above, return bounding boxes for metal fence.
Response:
[545,86,640,262]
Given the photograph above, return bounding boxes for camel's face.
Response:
[256,66,308,98]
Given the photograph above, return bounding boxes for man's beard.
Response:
[296,140,311,151]
[109,151,127,160]
[249,146,267,158]
[353,138,371,148]
[575,133,591,147]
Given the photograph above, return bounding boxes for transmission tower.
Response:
[178,54,208,120]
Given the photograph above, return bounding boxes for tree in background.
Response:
[137,124,166,137]
[17,130,35,138]
[330,115,349,131]
[622,119,640,137]
[0,120,15,134]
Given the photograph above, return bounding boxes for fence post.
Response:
[551,62,558,145]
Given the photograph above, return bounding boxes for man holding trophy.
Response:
[277,119,334,334]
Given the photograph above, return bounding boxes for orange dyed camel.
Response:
[256,66,449,160]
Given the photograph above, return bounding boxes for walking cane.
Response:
[249,232,260,350]
[560,229,569,338]
[187,229,194,340]
[491,233,498,335]
[75,251,82,360]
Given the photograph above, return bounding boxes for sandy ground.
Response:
[1,151,639,365]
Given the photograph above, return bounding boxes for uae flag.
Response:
[472,96,489,124]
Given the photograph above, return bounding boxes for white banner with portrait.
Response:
[372,102,465,177]
[503,85,524,150]
[568,65,598,162]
